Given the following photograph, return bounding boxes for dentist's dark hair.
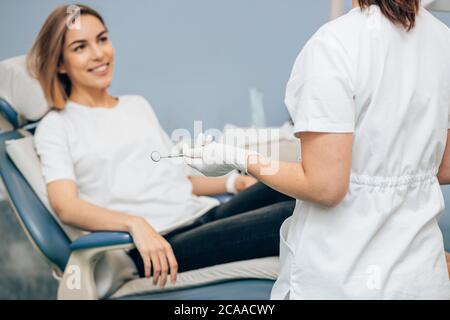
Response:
[357,0,420,31]
[27,4,106,109]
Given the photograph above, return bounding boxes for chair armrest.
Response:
[59,232,135,300]
[70,231,133,251]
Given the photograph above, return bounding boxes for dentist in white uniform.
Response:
[184,0,450,299]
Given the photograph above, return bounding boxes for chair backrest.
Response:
[0,97,21,129]
[0,129,71,272]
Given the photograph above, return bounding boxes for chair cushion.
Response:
[5,135,84,240]
[0,55,50,122]
[111,257,278,299]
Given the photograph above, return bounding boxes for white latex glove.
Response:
[183,133,258,177]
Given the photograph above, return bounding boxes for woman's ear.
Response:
[58,61,67,74]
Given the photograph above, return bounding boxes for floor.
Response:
[0,200,57,299]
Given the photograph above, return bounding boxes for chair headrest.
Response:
[0,55,50,127]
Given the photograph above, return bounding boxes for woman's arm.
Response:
[48,179,136,231]
[188,176,227,196]
[247,132,353,207]
[438,130,450,185]
[48,179,178,287]
[188,175,258,196]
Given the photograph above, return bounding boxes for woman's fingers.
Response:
[131,220,177,287]
[150,251,161,285]
[157,249,169,288]
[141,252,151,279]
[133,224,178,287]
[164,244,179,285]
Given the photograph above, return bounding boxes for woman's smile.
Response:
[87,62,110,76]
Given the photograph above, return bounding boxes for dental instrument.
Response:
[150,150,185,162]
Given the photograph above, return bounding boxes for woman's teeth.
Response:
[89,64,108,72]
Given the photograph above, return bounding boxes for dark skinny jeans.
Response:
[128,182,295,276]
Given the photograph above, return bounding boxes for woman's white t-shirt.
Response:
[34,95,219,234]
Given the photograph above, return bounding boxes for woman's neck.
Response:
[69,86,117,108]
[352,0,359,8]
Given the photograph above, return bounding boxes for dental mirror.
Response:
[150,151,162,162]
[150,150,185,162]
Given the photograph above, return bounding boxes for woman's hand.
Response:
[234,175,257,192]
[127,216,178,288]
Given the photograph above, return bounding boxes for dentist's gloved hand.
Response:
[182,133,259,177]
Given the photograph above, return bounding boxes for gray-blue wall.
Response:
[1,1,449,132]
[0,0,333,133]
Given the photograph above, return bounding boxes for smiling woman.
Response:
[27,4,116,109]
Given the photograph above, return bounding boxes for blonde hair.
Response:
[27,4,106,109]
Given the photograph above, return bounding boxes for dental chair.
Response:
[0,95,279,300]
[0,55,280,300]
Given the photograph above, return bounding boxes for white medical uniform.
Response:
[271,5,450,299]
